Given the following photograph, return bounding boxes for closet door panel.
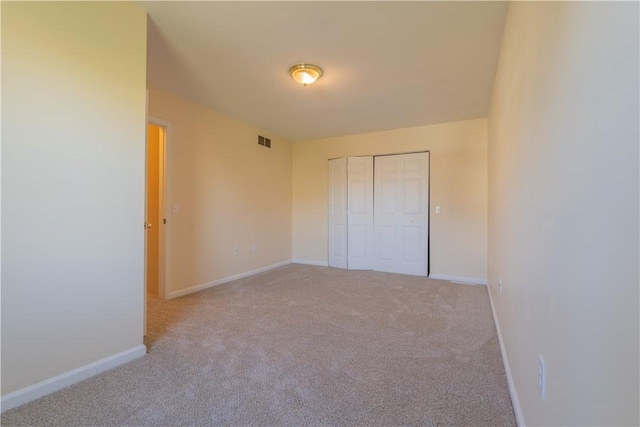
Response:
[347,156,374,270]
[328,158,348,269]
[374,153,429,276]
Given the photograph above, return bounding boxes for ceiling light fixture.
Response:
[289,63,323,87]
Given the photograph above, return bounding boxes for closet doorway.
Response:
[328,152,429,276]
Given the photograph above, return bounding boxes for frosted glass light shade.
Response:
[289,64,323,86]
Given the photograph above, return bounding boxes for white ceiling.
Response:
[141,1,508,142]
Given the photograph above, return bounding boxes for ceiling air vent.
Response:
[258,135,271,148]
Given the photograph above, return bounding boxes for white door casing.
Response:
[374,152,429,276]
[347,156,374,270]
[328,158,348,269]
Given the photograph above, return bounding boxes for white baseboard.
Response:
[169,260,292,298]
[428,274,487,286]
[1,344,146,413]
[487,286,526,426]
[291,259,329,267]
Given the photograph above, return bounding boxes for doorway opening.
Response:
[145,116,171,335]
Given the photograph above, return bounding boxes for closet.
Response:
[328,152,429,276]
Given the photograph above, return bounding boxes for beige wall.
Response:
[1,2,147,395]
[488,2,639,425]
[293,119,488,281]
[147,87,293,296]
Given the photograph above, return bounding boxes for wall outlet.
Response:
[251,243,257,252]
[538,354,547,400]
[233,246,239,255]
[498,277,503,294]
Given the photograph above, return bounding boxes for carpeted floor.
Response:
[1,264,516,426]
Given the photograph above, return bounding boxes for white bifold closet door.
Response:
[347,156,374,270]
[328,158,348,269]
[374,152,429,276]
[328,152,428,276]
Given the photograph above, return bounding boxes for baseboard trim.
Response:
[291,259,329,267]
[487,286,526,426]
[1,344,146,413]
[169,260,292,298]
[428,274,487,286]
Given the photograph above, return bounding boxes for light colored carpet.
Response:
[1,264,516,426]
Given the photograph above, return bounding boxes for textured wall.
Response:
[148,87,293,296]
[2,2,147,395]
[487,2,639,425]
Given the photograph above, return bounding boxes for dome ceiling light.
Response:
[289,63,323,87]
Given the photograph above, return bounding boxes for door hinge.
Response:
[163,218,166,224]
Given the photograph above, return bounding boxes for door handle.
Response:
[144,222,152,229]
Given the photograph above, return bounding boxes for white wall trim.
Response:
[0,345,146,413]
[487,286,526,426]
[291,259,329,267]
[168,260,291,299]
[428,274,487,286]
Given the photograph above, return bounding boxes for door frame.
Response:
[147,115,172,300]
